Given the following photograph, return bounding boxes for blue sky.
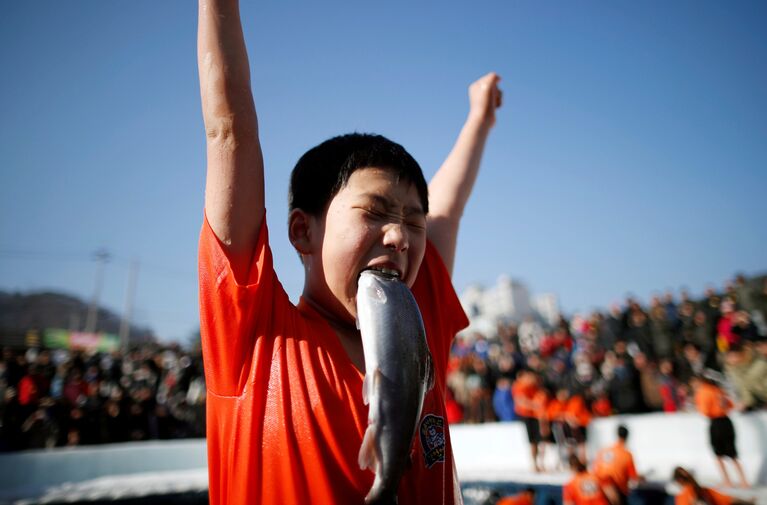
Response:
[1,1,765,343]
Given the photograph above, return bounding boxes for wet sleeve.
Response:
[198,213,281,396]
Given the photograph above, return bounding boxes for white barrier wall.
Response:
[0,440,207,501]
[452,411,767,487]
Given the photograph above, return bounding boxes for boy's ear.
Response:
[288,208,314,255]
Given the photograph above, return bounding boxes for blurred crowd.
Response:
[446,274,767,426]
[0,343,206,451]
[2,274,766,454]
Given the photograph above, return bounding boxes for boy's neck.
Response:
[301,296,366,373]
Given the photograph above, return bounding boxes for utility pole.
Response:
[119,259,139,351]
[84,248,111,334]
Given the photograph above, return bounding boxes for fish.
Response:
[356,269,434,505]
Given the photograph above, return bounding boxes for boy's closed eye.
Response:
[358,206,425,231]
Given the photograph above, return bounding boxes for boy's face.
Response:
[303,167,427,325]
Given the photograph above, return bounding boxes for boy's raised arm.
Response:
[198,0,264,271]
[427,72,502,276]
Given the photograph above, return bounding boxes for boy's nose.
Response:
[383,223,408,252]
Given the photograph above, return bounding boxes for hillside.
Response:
[0,290,155,347]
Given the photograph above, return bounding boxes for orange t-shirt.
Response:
[511,378,537,418]
[546,398,566,422]
[199,216,469,505]
[496,493,534,505]
[565,395,592,427]
[675,484,733,505]
[532,389,549,420]
[694,382,732,419]
[563,472,610,505]
[592,441,638,495]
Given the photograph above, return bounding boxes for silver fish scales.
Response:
[356,270,434,505]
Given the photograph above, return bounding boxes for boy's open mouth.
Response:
[360,266,401,280]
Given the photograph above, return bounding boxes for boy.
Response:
[197,0,502,504]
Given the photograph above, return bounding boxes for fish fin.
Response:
[362,368,379,406]
[358,424,378,471]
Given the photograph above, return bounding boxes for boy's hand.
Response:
[468,72,502,128]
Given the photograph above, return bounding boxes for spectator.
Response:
[563,390,591,464]
[590,387,612,418]
[512,370,543,472]
[732,311,759,343]
[0,343,207,452]
[723,343,767,410]
[675,343,708,384]
[633,352,663,411]
[62,369,87,407]
[20,398,58,449]
[518,316,544,356]
[716,298,739,352]
[0,387,24,451]
[658,359,682,412]
[626,310,654,360]
[691,375,749,488]
[649,297,674,359]
[677,301,697,346]
[492,377,515,422]
[101,399,130,443]
[17,364,42,407]
[465,355,495,423]
[691,310,715,357]
[599,305,625,353]
[607,341,645,414]
[733,274,756,314]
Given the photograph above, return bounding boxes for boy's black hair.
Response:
[569,454,587,472]
[617,424,629,440]
[289,133,429,216]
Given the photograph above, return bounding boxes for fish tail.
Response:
[364,481,398,505]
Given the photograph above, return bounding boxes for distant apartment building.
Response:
[459,275,559,338]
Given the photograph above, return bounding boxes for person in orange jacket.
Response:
[592,425,642,505]
[671,466,754,505]
[563,454,610,505]
[564,391,591,464]
[691,375,749,488]
[547,387,571,469]
[512,370,543,472]
[496,487,536,505]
